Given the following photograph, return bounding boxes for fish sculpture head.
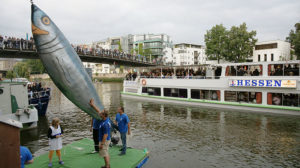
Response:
[31,4,58,44]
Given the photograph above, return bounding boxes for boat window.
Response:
[225,91,262,104]
[225,91,237,102]
[214,66,222,79]
[142,87,161,96]
[267,93,299,106]
[226,65,262,76]
[191,89,200,99]
[268,63,299,76]
[179,89,187,98]
[164,88,187,98]
[191,89,220,101]
[0,88,3,95]
[142,87,148,93]
[164,88,172,97]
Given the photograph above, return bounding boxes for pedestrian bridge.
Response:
[0,48,155,67]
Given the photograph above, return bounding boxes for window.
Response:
[264,54,267,61]
[271,54,274,61]
[258,55,260,62]
[225,91,237,102]
[142,87,161,96]
[268,64,300,76]
[225,91,262,104]
[191,89,220,101]
[164,88,187,98]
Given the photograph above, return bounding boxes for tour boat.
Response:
[122,61,300,115]
[0,81,38,129]
[28,87,51,116]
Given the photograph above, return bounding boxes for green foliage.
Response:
[133,43,152,60]
[117,41,123,52]
[25,59,46,74]
[11,59,45,79]
[226,23,257,62]
[144,48,152,58]
[286,23,300,59]
[134,43,144,55]
[13,62,30,78]
[204,24,227,63]
[120,65,124,73]
[204,23,257,63]
[6,70,16,81]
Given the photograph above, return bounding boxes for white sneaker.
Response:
[91,150,98,154]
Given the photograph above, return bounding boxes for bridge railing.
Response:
[0,37,162,65]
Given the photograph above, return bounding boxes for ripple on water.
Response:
[21,82,300,168]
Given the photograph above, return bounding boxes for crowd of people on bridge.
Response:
[0,34,158,64]
[71,44,154,64]
[0,34,35,50]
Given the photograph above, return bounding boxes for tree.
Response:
[286,23,300,59]
[117,41,123,52]
[134,43,144,55]
[226,23,257,62]
[13,62,30,78]
[25,59,45,74]
[204,24,227,63]
[6,71,16,81]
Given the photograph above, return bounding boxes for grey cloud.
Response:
[0,0,299,44]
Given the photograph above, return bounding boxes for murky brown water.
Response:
[21,82,300,168]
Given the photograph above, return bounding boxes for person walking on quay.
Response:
[47,117,64,167]
[115,107,131,155]
[90,117,101,153]
[20,146,34,168]
[89,99,111,168]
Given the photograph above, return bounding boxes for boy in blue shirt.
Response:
[20,146,33,168]
[115,107,131,155]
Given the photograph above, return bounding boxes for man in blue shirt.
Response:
[20,146,33,168]
[89,99,111,168]
[115,107,131,155]
[90,117,101,153]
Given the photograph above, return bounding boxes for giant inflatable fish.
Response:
[31,4,103,119]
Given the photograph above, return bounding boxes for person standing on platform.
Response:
[89,99,111,168]
[20,146,33,168]
[47,117,64,167]
[115,107,131,155]
[90,117,101,153]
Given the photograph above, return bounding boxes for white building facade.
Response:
[253,40,291,62]
[128,34,173,64]
[172,43,207,66]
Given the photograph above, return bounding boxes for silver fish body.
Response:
[31,4,103,119]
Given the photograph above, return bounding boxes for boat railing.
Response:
[28,89,50,99]
[139,76,222,79]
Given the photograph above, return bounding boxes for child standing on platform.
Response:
[47,117,64,167]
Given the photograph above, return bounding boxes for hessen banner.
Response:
[229,79,297,88]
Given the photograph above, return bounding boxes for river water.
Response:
[21,82,300,168]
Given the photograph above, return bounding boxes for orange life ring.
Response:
[141,79,146,85]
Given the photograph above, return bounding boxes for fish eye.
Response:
[42,16,50,25]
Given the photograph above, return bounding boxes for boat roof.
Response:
[136,60,300,69]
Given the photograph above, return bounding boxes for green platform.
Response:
[27,138,149,168]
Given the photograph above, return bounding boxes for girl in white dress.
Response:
[47,117,64,167]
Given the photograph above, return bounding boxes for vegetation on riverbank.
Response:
[93,77,123,83]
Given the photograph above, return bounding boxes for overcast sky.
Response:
[0,0,299,45]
